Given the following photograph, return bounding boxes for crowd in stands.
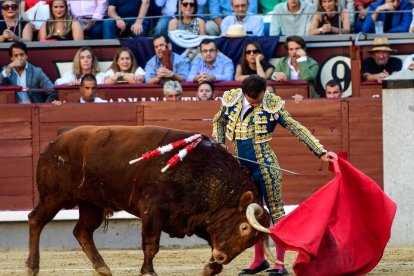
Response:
[1,0,414,42]
[1,0,414,104]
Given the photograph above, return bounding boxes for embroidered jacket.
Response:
[212,88,327,157]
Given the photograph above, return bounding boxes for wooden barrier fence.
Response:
[0,98,382,210]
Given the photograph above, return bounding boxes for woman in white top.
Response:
[55,46,105,85]
[104,47,145,84]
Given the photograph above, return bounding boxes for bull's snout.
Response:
[212,249,228,264]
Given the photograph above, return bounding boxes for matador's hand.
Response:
[320,151,338,162]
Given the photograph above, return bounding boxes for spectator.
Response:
[163,80,182,101]
[206,0,257,35]
[104,47,145,84]
[220,0,264,36]
[362,0,412,33]
[354,0,377,33]
[325,79,343,98]
[21,0,51,31]
[53,74,107,105]
[187,38,234,83]
[168,0,206,34]
[312,0,355,28]
[145,35,189,84]
[38,0,84,41]
[0,41,56,103]
[362,37,402,83]
[103,0,150,39]
[67,0,107,39]
[402,54,414,70]
[410,8,414,33]
[55,46,105,85]
[271,35,320,98]
[155,0,207,36]
[266,83,275,93]
[235,40,274,81]
[270,0,316,36]
[197,80,215,100]
[308,0,350,35]
[0,0,33,42]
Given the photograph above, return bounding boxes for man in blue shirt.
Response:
[221,0,264,36]
[145,35,189,84]
[206,0,257,35]
[187,39,234,83]
[103,0,150,39]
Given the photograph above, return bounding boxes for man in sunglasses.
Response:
[0,41,56,103]
[220,0,264,36]
[187,38,234,83]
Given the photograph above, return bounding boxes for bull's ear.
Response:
[239,191,254,211]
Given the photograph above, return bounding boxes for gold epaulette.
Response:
[262,91,284,114]
[222,88,243,107]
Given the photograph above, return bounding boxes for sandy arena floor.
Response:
[0,245,413,275]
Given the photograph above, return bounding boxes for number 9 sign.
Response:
[320,56,352,97]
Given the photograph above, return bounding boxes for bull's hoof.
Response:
[26,268,39,276]
[140,273,157,276]
[93,266,112,276]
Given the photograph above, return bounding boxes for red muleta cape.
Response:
[269,157,397,276]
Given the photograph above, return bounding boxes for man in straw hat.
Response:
[362,37,402,83]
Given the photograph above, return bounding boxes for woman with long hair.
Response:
[235,40,274,81]
[55,46,104,85]
[38,0,83,40]
[0,0,33,42]
[308,0,350,35]
[104,47,145,84]
[168,0,205,35]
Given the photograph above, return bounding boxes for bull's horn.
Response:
[246,203,271,234]
[262,236,284,265]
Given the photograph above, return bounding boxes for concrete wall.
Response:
[0,211,207,249]
[383,76,414,245]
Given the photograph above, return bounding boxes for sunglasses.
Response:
[182,2,195,7]
[246,49,260,55]
[2,4,18,11]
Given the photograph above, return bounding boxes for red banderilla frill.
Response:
[128,133,202,172]
[161,137,202,172]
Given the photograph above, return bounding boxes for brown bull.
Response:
[27,125,271,276]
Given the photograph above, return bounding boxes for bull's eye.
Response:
[240,222,251,236]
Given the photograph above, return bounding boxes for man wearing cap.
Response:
[220,0,264,36]
[362,37,402,83]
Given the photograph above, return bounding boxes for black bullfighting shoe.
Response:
[239,260,270,275]
[267,267,288,276]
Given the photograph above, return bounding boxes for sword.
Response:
[234,156,300,176]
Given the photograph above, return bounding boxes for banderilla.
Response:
[234,156,300,176]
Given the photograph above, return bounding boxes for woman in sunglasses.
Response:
[235,40,274,81]
[38,0,83,41]
[0,0,33,42]
[168,0,205,35]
